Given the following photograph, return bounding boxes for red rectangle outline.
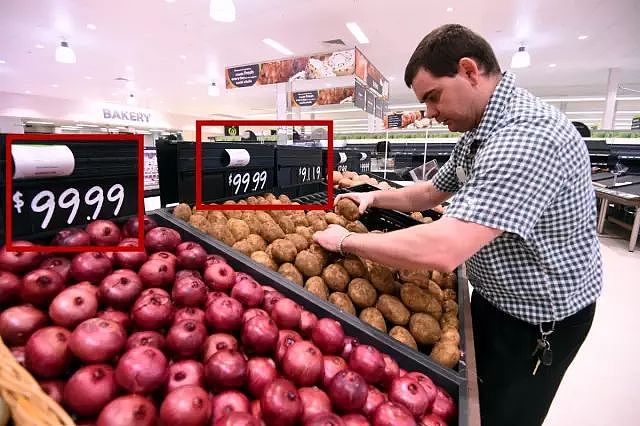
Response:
[5,133,145,253]
[195,120,333,211]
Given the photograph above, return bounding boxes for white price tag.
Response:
[224,149,251,167]
[338,153,348,164]
[12,145,75,180]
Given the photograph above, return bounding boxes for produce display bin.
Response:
[322,148,361,174]
[274,146,325,198]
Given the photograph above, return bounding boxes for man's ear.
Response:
[458,58,480,86]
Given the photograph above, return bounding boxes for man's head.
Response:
[404,24,502,132]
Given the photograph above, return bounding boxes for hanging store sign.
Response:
[355,48,389,100]
[291,86,354,107]
[384,110,432,129]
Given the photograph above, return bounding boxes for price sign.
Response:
[361,162,370,172]
[337,164,348,173]
[295,166,323,184]
[225,170,272,196]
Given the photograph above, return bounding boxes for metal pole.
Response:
[384,131,389,180]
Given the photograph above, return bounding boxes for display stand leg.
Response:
[597,196,608,234]
[629,206,640,252]
[384,131,389,180]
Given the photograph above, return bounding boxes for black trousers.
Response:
[471,291,596,426]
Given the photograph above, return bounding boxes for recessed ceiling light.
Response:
[24,90,32,94]
[165,0,176,3]
[446,7,454,12]
[125,65,133,71]
[578,35,588,40]
[0,60,6,64]
[191,96,197,100]
[548,63,557,68]
[84,75,93,80]
[87,24,97,30]
[35,44,45,49]
[51,83,59,88]
[179,55,187,60]
[346,22,369,44]
[186,81,194,85]
[262,38,293,55]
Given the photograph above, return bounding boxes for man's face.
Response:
[411,66,478,132]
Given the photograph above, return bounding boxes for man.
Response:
[313,24,602,426]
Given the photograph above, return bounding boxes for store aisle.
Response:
[544,234,640,426]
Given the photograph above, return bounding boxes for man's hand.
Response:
[313,224,351,252]
[335,191,378,214]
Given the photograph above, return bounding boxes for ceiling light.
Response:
[55,41,76,64]
[191,96,197,100]
[578,35,588,40]
[446,7,454,12]
[84,75,93,79]
[51,83,59,88]
[548,63,557,68]
[127,93,136,105]
[346,22,369,44]
[25,121,54,125]
[208,82,220,97]
[262,38,293,55]
[210,0,236,23]
[35,44,45,49]
[76,123,99,127]
[0,60,5,64]
[186,81,194,85]
[125,65,133,71]
[24,90,31,94]
[179,55,187,60]
[510,46,530,69]
[87,24,97,30]
[165,0,176,3]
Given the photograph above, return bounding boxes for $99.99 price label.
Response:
[226,170,270,196]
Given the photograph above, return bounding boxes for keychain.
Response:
[532,322,555,376]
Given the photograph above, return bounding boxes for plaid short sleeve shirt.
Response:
[432,72,602,324]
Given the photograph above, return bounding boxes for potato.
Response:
[208,211,228,225]
[255,211,273,223]
[430,342,460,369]
[335,198,360,221]
[329,292,356,315]
[389,326,418,350]
[222,201,242,220]
[308,244,330,267]
[343,171,358,180]
[264,193,277,202]
[242,215,262,234]
[264,244,274,259]
[251,251,278,271]
[346,221,368,233]
[305,276,329,300]
[425,280,444,303]
[227,218,251,241]
[443,289,457,301]
[376,295,410,326]
[278,263,304,286]
[237,200,248,205]
[332,171,343,182]
[259,222,285,243]
[422,217,434,224]
[410,212,423,221]
[322,264,351,292]
[295,250,323,277]
[232,240,253,256]
[357,174,369,181]
[442,299,459,315]
[398,269,430,287]
[292,215,310,227]
[271,239,298,264]
[430,270,445,287]
[173,203,192,221]
[283,233,308,252]
[409,313,441,345]
[325,212,347,227]
[442,272,457,289]
[400,284,442,319]
[246,196,258,205]
[307,211,326,220]
[188,214,209,231]
[207,222,236,246]
[245,234,267,252]
[369,264,396,295]
[278,194,291,204]
[277,216,296,234]
[440,312,459,330]
[359,308,387,333]
[310,218,328,232]
[295,226,314,242]
[440,328,460,346]
[341,256,367,278]
[348,278,377,309]
[338,178,354,188]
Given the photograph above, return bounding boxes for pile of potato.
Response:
[333,170,394,190]
[172,194,461,368]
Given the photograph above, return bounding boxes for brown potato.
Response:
[430,342,460,369]
[359,308,387,333]
[292,215,310,227]
[310,218,328,232]
[251,251,278,271]
[207,211,228,225]
[278,263,304,286]
[305,276,329,300]
[307,211,326,220]
[237,200,248,205]
[410,212,423,221]
[322,264,351,292]
[409,313,442,345]
[227,218,251,241]
[264,244,274,259]
[278,194,291,204]
[277,216,296,234]
[232,240,253,256]
[207,222,236,246]
[173,203,192,221]
[369,264,396,295]
[295,250,323,277]
[255,211,273,223]
[442,299,459,315]
[259,222,285,243]
[425,280,444,303]
[332,171,343,182]
[376,295,410,326]
[246,196,258,205]
[345,221,368,233]
[341,256,367,278]
[399,269,430,287]
[348,278,377,309]
[430,270,445,287]
[335,198,360,221]
[440,328,460,346]
[264,193,276,202]
[442,272,457,290]
[325,212,347,227]
[271,239,298,264]
[389,326,418,350]
[422,217,434,224]
[440,312,459,331]
[308,244,330,267]
[242,215,262,234]
[400,284,442,319]
[295,226,313,241]
[443,289,457,301]
[222,201,243,220]
[246,234,267,252]
[284,233,309,252]
[329,292,356,315]
[343,171,358,180]
[188,214,209,231]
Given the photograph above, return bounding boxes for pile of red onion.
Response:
[0,216,456,426]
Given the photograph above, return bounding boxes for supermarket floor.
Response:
[543,229,640,426]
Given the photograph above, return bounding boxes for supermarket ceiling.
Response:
[0,0,639,121]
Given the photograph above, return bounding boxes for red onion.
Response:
[241,316,279,354]
[204,263,237,292]
[388,377,430,417]
[203,333,239,363]
[160,385,211,426]
[216,412,261,426]
[250,399,262,419]
[380,354,400,389]
[145,226,182,252]
[172,277,207,307]
[49,287,98,329]
[63,364,118,417]
[282,341,323,387]
[115,346,168,393]
[0,241,41,273]
[166,360,205,393]
[299,311,318,337]
[271,298,302,330]
[231,278,265,307]
[114,250,148,271]
[176,269,204,281]
[247,357,278,398]
[205,349,247,391]
[176,241,208,270]
[25,326,72,379]
[71,252,113,283]
[407,372,437,407]
[99,269,144,309]
[243,308,269,324]
[260,379,302,426]
[322,356,348,389]
[206,291,228,309]
[86,220,122,246]
[0,305,48,346]
[372,402,417,426]
[399,369,408,377]
[341,337,359,361]
[349,345,385,385]
[261,285,276,292]
[418,414,447,426]
[97,309,132,331]
[39,256,71,282]
[10,346,26,367]
[140,287,170,299]
[235,272,255,283]
[174,307,206,324]
[68,281,99,297]
[305,413,345,426]
[362,386,388,419]
[123,215,158,237]
[212,390,250,423]
[205,296,243,333]
[40,380,64,405]
[69,318,127,363]
[138,259,176,288]
[21,268,64,306]
[276,330,303,364]
[131,293,174,330]
[52,228,91,247]
[328,369,368,413]
[126,331,166,351]
[205,254,228,267]
[0,271,21,306]
[312,319,345,355]
[299,387,332,421]
[149,251,177,267]
[342,414,369,426]
[430,387,455,422]
[166,320,207,359]
[262,291,284,314]
[97,395,157,426]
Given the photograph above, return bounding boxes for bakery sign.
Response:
[291,86,355,107]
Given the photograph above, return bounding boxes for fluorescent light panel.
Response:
[263,38,293,55]
[346,22,369,44]
[25,121,54,125]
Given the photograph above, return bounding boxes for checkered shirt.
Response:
[432,71,603,324]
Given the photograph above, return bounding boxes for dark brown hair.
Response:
[404,24,501,87]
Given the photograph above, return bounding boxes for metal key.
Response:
[532,358,541,376]
[531,338,546,358]
[541,345,553,366]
